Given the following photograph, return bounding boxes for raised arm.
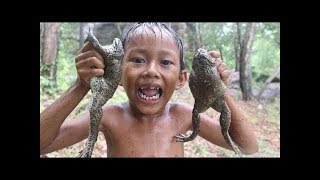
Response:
[40,82,90,154]
[40,42,105,154]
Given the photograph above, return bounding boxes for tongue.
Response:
[140,89,159,97]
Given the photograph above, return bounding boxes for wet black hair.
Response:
[121,22,186,71]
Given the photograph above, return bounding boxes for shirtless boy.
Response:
[40,22,258,157]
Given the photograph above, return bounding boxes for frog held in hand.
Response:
[174,48,241,155]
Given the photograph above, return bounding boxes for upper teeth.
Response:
[141,87,159,90]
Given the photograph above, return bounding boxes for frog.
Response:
[174,48,241,155]
[78,31,124,157]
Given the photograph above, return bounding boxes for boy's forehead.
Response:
[128,27,176,45]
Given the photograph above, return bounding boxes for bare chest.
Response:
[102,119,187,157]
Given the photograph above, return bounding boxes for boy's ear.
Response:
[175,70,187,90]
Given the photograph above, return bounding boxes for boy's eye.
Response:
[160,60,173,65]
[131,57,145,64]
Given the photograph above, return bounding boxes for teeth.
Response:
[138,91,160,100]
[141,87,158,90]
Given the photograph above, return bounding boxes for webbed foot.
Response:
[174,132,197,142]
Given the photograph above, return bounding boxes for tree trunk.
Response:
[171,23,188,50]
[41,23,61,80]
[79,23,94,49]
[195,22,200,50]
[257,65,280,101]
[40,23,44,51]
[239,23,257,101]
[234,23,240,72]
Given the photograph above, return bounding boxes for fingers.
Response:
[75,48,106,87]
[78,68,105,78]
[208,50,230,85]
[215,58,222,68]
[208,50,223,68]
[76,56,105,70]
[220,70,231,84]
[209,51,220,58]
[217,61,227,72]
[75,50,104,64]
[78,42,93,54]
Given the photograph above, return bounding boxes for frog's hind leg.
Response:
[78,78,108,158]
[174,100,201,142]
[213,100,241,155]
[78,96,103,157]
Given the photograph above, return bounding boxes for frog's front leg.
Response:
[174,100,201,142]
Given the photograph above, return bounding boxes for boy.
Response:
[40,22,259,157]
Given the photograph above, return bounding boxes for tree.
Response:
[40,23,61,84]
[171,22,189,51]
[233,23,240,72]
[260,23,280,47]
[195,22,200,50]
[257,65,280,101]
[236,23,257,101]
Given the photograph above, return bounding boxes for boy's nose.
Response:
[142,62,159,79]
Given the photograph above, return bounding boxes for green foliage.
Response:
[194,145,210,156]
[56,23,79,92]
[108,87,129,104]
[40,75,56,95]
[251,26,280,82]
[199,23,236,69]
[258,23,280,47]
[265,97,280,126]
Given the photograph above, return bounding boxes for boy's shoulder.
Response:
[101,103,128,122]
[102,103,126,113]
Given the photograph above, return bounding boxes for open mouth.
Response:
[137,85,162,101]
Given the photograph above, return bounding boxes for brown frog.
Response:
[78,31,124,157]
[174,48,241,155]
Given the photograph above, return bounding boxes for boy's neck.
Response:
[127,102,170,122]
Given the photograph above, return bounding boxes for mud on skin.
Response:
[174,48,241,155]
[78,31,124,158]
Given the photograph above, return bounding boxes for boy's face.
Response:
[121,28,187,116]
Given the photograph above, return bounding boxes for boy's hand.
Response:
[74,42,105,89]
[209,51,231,85]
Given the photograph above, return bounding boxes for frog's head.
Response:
[112,38,124,56]
[193,48,215,68]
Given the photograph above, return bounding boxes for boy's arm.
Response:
[40,81,90,154]
[224,90,259,154]
[40,42,105,155]
[198,91,258,155]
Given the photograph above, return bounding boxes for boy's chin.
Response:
[133,102,167,117]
